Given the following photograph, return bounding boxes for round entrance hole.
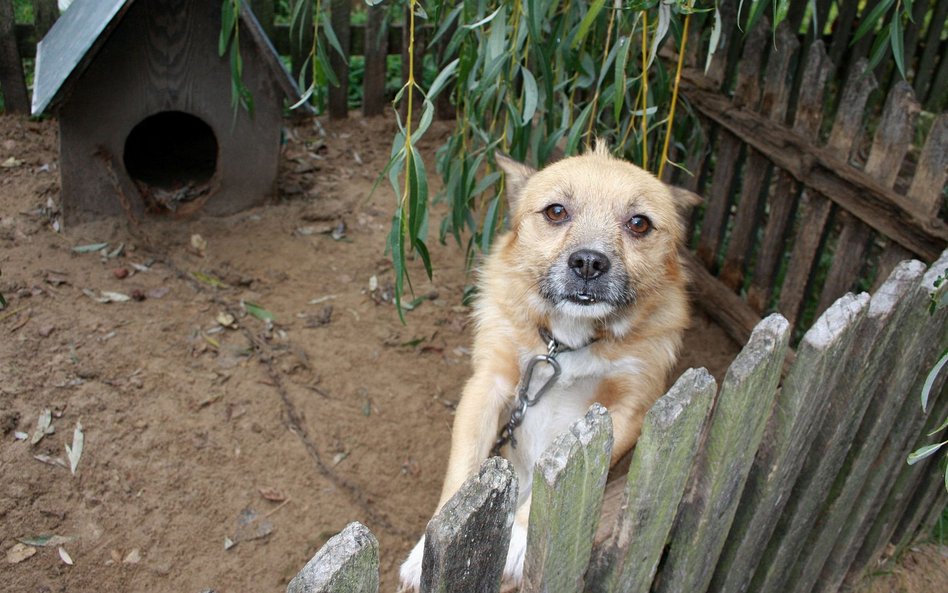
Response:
[123,111,218,193]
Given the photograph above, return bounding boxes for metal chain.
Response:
[491,336,564,457]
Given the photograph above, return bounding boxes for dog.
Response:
[399,144,697,590]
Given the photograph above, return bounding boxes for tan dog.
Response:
[399,145,696,590]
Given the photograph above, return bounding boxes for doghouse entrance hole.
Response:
[123,111,218,193]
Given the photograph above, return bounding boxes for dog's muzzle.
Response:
[540,248,632,308]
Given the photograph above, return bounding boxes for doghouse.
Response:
[31,0,305,225]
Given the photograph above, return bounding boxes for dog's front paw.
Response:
[398,536,425,592]
[502,523,528,586]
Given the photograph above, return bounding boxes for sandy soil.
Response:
[0,113,942,592]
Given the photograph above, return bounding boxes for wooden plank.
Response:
[812,250,948,593]
[0,0,30,114]
[586,369,716,593]
[679,69,948,261]
[784,260,929,593]
[913,0,948,103]
[759,265,929,593]
[827,0,860,65]
[776,189,834,329]
[328,0,350,119]
[814,63,889,319]
[286,522,379,593]
[521,405,613,593]
[695,21,767,269]
[846,376,948,586]
[654,314,791,593]
[864,82,920,189]
[361,4,386,117]
[907,113,948,220]
[707,294,869,593]
[421,457,517,593]
[814,216,873,317]
[720,24,797,290]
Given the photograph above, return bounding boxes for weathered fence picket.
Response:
[813,250,948,593]
[709,294,867,593]
[760,261,929,593]
[586,368,716,593]
[421,457,516,593]
[286,522,379,593]
[521,405,612,593]
[654,314,791,593]
[783,259,930,593]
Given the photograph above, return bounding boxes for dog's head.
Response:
[495,145,698,322]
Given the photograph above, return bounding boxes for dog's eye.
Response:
[626,215,651,235]
[543,204,570,223]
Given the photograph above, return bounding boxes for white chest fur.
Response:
[504,347,640,504]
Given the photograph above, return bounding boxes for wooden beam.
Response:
[679,70,948,261]
[0,0,30,114]
[286,522,379,593]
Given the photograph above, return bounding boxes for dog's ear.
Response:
[495,154,536,209]
[667,185,702,216]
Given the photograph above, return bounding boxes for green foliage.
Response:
[220,0,255,117]
[907,270,948,493]
[849,0,915,78]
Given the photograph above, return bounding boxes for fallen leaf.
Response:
[223,537,235,551]
[258,487,286,502]
[71,243,108,254]
[130,262,151,273]
[31,409,54,445]
[17,535,72,547]
[14,431,28,440]
[332,452,349,466]
[2,156,23,168]
[6,543,36,564]
[100,291,131,303]
[242,301,274,322]
[192,271,228,289]
[58,546,73,565]
[330,222,346,240]
[65,421,83,475]
[110,549,121,563]
[34,454,68,469]
[45,273,69,286]
[112,268,129,279]
[368,275,378,292]
[106,243,125,258]
[123,549,141,564]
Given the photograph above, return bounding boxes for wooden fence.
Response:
[287,249,948,593]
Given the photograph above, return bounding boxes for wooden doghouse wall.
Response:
[57,0,283,224]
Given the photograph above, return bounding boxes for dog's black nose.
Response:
[568,249,611,280]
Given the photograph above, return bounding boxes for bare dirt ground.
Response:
[0,113,943,593]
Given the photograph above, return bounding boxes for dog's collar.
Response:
[538,327,598,355]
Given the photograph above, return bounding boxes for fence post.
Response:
[328,0,350,120]
[586,368,716,593]
[654,314,791,593]
[0,0,29,114]
[361,3,386,117]
[421,457,517,593]
[521,405,613,593]
[286,522,379,593]
[708,294,868,593]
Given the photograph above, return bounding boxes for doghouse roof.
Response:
[31,0,304,116]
